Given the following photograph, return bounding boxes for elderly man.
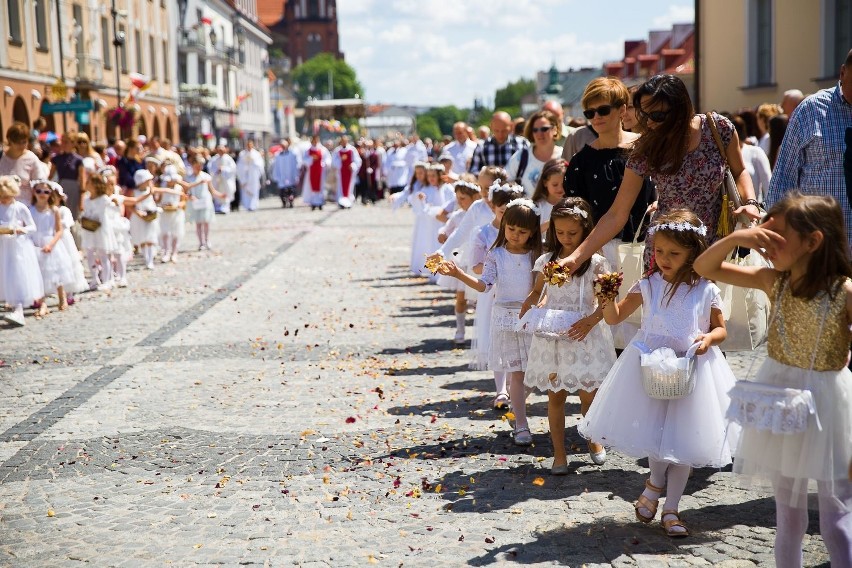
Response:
[236,140,265,212]
[780,89,805,117]
[469,111,530,173]
[442,122,477,175]
[209,145,237,214]
[767,49,852,248]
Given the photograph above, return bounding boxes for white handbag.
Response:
[718,250,771,351]
[515,307,582,338]
[615,210,650,328]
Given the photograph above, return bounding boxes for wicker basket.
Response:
[161,204,179,212]
[640,344,700,400]
[137,210,158,222]
[80,217,101,232]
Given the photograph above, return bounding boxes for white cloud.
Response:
[652,4,696,28]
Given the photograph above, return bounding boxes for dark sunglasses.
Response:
[582,105,614,119]
[33,189,52,195]
[531,125,552,134]
[638,108,670,123]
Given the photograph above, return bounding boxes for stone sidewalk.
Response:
[0,198,830,567]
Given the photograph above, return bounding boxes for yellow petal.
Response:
[532,477,545,486]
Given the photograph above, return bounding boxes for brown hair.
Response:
[523,110,559,142]
[581,76,630,109]
[631,75,694,175]
[648,209,708,303]
[531,158,567,203]
[765,192,852,299]
[544,197,595,277]
[489,185,523,208]
[88,174,112,198]
[31,181,61,207]
[479,165,507,186]
[5,122,29,144]
[492,200,542,262]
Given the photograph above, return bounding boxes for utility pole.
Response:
[54,0,68,130]
[111,0,122,106]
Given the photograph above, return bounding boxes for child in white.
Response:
[29,180,77,314]
[392,161,426,211]
[100,167,133,287]
[439,196,541,445]
[80,173,120,290]
[156,165,186,263]
[408,164,454,279]
[0,175,44,326]
[581,209,738,538]
[467,181,521,410]
[520,197,616,471]
[129,169,160,269]
[180,156,225,251]
[54,184,88,300]
[694,193,852,568]
[435,176,481,344]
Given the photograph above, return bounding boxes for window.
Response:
[308,0,320,18]
[829,0,852,72]
[747,0,773,86]
[163,40,169,83]
[149,37,157,78]
[306,33,322,59]
[178,54,187,84]
[118,24,128,72]
[35,0,48,51]
[101,17,111,68]
[6,0,22,44]
[135,30,142,75]
[198,59,206,84]
[73,4,84,57]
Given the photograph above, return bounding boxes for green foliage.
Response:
[494,78,536,109]
[292,54,364,105]
[415,115,442,141]
[415,106,466,138]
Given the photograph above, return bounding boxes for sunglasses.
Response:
[34,189,52,195]
[582,105,614,119]
[638,108,670,123]
[531,125,552,134]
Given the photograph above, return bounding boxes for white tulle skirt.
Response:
[0,234,44,305]
[114,217,133,261]
[732,357,852,510]
[489,303,532,372]
[34,238,76,294]
[158,209,186,239]
[130,213,160,246]
[470,288,495,370]
[57,229,88,293]
[579,340,740,468]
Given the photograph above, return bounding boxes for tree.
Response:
[494,78,536,110]
[415,115,441,142]
[292,54,364,104]
[415,105,466,138]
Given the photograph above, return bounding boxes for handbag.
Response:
[137,210,158,222]
[80,217,101,232]
[515,307,582,338]
[718,250,771,351]
[726,279,828,434]
[615,209,650,328]
[706,112,751,237]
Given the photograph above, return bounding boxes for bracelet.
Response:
[744,199,761,208]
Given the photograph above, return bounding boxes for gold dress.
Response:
[733,274,852,509]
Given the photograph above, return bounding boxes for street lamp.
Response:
[110,0,125,107]
[209,28,217,48]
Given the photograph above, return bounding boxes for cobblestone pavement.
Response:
[0,198,831,567]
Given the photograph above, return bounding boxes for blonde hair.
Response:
[0,175,22,198]
[89,174,111,198]
[581,76,630,109]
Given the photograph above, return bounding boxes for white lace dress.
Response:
[480,247,534,372]
[58,206,88,293]
[523,253,616,392]
[129,190,160,245]
[80,194,119,253]
[158,189,185,239]
[0,201,44,305]
[28,205,76,294]
[579,273,740,468]
[469,223,498,370]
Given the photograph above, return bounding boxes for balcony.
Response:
[75,55,104,90]
[178,83,217,108]
[178,29,206,55]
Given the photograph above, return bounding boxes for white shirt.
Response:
[505,145,563,195]
[741,143,772,203]
[442,139,477,174]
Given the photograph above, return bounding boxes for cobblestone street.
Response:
[0,199,832,567]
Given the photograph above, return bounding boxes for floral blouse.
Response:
[627,112,733,241]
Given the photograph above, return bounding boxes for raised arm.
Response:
[693,224,783,295]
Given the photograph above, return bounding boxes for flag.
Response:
[267,69,276,83]
[200,16,212,25]
[233,92,251,109]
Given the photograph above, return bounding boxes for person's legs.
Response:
[660,463,692,535]
[774,476,809,568]
[578,389,605,463]
[548,390,568,467]
[818,479,852,568]
[201,222,210,248]
[508,371,531,444]
[636,457,668,521]
[453,291,466,343]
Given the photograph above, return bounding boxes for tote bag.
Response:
[718,250,771,351]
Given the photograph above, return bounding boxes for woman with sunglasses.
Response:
[505,110,563,195]
[0,122,47,205]
[558,74,761,275]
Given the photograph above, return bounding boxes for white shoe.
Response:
[3,310,25,327]
[161,255,171,264]
[588,442,607,465]
[96,283,113,292]
[169,255,178,264]
[145,262,155,270]
[117,279,129,288]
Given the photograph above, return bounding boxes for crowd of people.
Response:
[2,48,851,565]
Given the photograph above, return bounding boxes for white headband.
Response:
[648,220,708,237]
[561,206,588,219]
[429,163,445,172]
[506,198,541,217]
[31,179,66,196]
[454,180,480,193]
[487,181,523,201]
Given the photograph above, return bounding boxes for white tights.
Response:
[774,477,852,568]
[493,372,507,396]
[195,223,209,247]
[85,249,112,287]
[641,458,692,533]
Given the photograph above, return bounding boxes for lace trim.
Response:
[726,381,819,435]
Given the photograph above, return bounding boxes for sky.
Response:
[337,0,695,108]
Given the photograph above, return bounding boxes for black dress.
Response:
[563,145,655,242]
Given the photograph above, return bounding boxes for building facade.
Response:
[697,0,850,112]
[233,0,274,147]
[1,0,179,143]
[260,0,342,68]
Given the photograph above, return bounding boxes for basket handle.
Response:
[686,341,702,359]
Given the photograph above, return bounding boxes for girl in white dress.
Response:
[99,167,134,288]
[468,182,523,410]
[81,173,120,289]
[155,165,186,263]
[29,180,77,315]
[694,193,852,568]
[435,176,481,344]
[530,159,567,235]
[409,164,455,280]
[581,209,738,538]
[180,157,225,251]
[392,161,427,211]
[0,175,43,326]
[439,195,541,446]
[129,169,161,269]
[33,180,87,301]
[519,197,616,472]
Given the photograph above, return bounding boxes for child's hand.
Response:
[41,244,52,253]
[693,334,713,356]
[519,298,535,318]
[437,232,448,244]
[564,315,597,342]
[436,260,458,277]
[436,211,449,223]
[416,193,426,201]
[732,222,786,257]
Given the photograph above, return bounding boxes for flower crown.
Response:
[506,198,541,217]
[647,220,707,237]
[413,161,429,168]
[429,163,445,172]
[30,179,65,196]
[487,181,523,201]
[559,205,588,219]
[454,180,480,193]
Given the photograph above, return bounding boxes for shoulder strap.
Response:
[705,112,730,167]
[516,147,530,180]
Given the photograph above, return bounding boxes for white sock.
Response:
[455,312,465,334]
[493,372,507,395]
[818,480,852,568]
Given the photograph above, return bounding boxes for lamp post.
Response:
[110,0,124,107]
